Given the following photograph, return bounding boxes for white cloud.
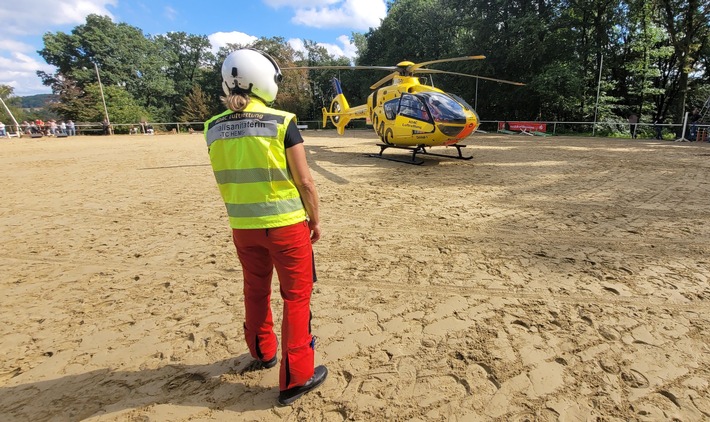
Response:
[291,0,386,31]
[262,0,386,31]
[164,6,178,21]
[208,31,259,53]
[288,35,356,63]
[0,39,35,54]
[0,0,117,36]
[288,39,307,55]
[0,52,55,96]
[336,35,358,58]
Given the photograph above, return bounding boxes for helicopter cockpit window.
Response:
[417,92,468,123]
[449,93,476,113]
[383,99,398,120]
[398,94,430,121]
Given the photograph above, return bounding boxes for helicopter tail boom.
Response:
[323,78,367,135]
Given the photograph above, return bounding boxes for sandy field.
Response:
[0,130,709,421]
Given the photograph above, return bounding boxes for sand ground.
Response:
[0,131,709,421]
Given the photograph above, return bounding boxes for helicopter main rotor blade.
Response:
[418,69,525,86]
[370,72,398,90]
[283,65,397,71]
[408,55,486,72]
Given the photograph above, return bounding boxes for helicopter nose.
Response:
[437,118,478,141]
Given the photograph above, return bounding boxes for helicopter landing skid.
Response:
[367,143,472,165]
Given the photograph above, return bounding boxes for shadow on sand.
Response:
[0,354,278,421]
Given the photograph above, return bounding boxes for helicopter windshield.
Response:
[417,92,468,123]
[449,93,476,113]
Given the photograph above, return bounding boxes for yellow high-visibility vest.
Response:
[205,99,306,229]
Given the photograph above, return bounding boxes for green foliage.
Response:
[1,85,23,124]
[179,85,212,129]
[20,94,56,109]
[78,83,150,129]
[37,14,215,125]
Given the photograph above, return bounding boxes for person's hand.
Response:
[308,220,321,243]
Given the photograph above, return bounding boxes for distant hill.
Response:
[21,94,56,109]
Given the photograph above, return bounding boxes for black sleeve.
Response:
[284,119,305,149]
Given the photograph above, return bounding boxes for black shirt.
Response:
[285,120,304,149]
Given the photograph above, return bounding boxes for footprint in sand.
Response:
[509,408,559,422]
[475,362,501,389]
[162,372,207,392]
[597,325,621,341]
[598,357,620,375]
[620,369,649,389]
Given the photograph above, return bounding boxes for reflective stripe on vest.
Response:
[213,168,291,184]
[205,100,306,229]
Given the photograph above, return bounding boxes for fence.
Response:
[5,119,708,141]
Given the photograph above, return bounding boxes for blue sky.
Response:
[0,0,388,96]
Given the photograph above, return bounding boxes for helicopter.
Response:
[286,56,525,164]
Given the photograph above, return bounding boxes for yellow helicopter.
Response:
[288,56,525,164]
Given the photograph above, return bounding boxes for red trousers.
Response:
[232,220,315,390]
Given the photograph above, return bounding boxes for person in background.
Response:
[66,120,76,136]
[653,114,664,140]
[689,108,701,141]
[204,48,327,406]
[0,121,6,137]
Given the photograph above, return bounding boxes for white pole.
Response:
[592,54,603,136]
[676,112,689,142]
[0,96,21,135]
[94,62,111,135]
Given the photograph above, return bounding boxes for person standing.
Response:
[689,108,701,141]
[66,120,75,136]
[0,121,6,137]
[204,48,327,406]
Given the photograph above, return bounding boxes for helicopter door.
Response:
[393,94,434,141]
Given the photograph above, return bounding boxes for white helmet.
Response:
[221,48,283,103]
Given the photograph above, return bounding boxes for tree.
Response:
[179,85,212,130]
[39,15,154,89]
[153,32,214,121]
[77,83,149,130]
[37,15,177,123]
[654,0,710,129]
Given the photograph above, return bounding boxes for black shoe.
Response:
[277,365,328,406]
[241,355,277,373]
[260,356,278,369]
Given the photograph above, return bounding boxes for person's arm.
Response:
[286,142,321,243]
